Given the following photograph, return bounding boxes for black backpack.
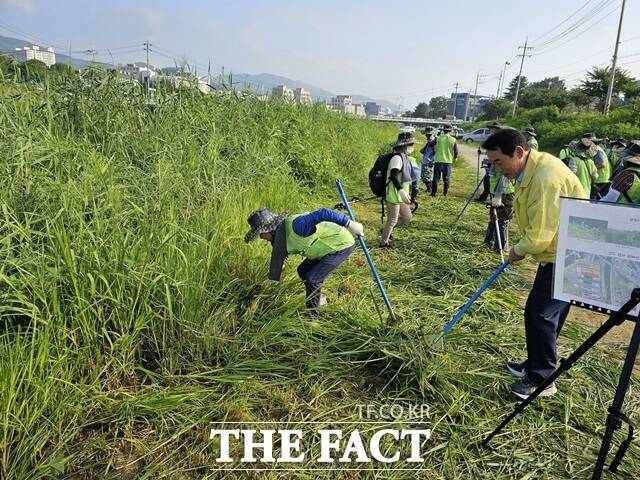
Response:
[369,152,396,197]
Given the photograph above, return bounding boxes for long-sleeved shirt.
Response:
[268,209,350,281]
[513,150,586,264]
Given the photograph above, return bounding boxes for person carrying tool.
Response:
[380,131,415,247]
[429,124,458,197]
[566,138,599,197]
[482,129,586,399]
[523,127,538,150]
[244,207,363,316]
[601,140,640,205]
[419,126,437,193]
[476,122,502,202]
[482,165,515,253]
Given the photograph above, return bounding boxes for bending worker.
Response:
[244,207,363,316]
[482,129,586,399]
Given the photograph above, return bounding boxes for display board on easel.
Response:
[553,198,640,320]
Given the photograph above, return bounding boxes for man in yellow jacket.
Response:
[482,129,587,399]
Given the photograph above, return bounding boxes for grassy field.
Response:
[1,77,639,479]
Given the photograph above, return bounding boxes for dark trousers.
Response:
[477,173,491,201]
[431,163,452,195]
[524,263,571,383]
[297,245,355,315]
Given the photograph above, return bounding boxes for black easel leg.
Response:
[592,310,640,479]
[483,290,640,447]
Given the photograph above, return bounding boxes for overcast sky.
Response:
[1,0,639,108]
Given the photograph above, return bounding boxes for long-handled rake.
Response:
[335,179,395,321]
[452,173,487,228]
[427,260,510,348]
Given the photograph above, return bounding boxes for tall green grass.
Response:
[0,77,638,479]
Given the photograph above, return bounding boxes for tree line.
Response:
[407,66,639,120]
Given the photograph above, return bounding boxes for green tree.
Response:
[519,87,570,110]
[428,96,448,118]
[579,66,639,109]
[20,59,49,82]
[504,75,528,100]
[529,76,566,90]
[412,102,429,118]
[478,98,512,120]
[567,88,596,111]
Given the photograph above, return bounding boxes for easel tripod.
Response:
[483,288,640,479]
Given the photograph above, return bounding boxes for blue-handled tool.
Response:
[452,173,487,226]
[429,259,510,347]
[335,179,395,321]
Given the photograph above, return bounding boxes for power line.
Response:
[533,0,615,49]
[533,3,619,56]
[530,0,596,44]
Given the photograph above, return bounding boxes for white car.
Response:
[462,128,490,143]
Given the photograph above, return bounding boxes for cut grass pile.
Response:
[0,77,638,479]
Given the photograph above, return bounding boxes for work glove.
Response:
[399,189,411,205]
[347,220,364,237]
[491,196,504,207]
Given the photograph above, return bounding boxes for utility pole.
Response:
[144,40,151,96]
[604,0,626,115]
[512,38,533,117]
[497,61,510,98]
[468,71,488,121]
[453,82,459,119]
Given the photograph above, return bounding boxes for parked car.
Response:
[436,126,465,138]
[462,128,490,143]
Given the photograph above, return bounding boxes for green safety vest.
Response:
[617,166,640,205]
[434,134,456,164]
[527,138,539,150]
[558,147,570,161]
[609,148,621,171]
[571,156,597,193]
[285,214,354,260]
[490,172,515,195]
[595,146,610,183]
[385,154,411,204]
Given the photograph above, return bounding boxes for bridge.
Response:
[369,115,465,127]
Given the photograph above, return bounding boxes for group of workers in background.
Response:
[244,120,640,399]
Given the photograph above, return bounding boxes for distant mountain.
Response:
[218,72,398,110]
[0,35,104,70]
[0,34,398,109]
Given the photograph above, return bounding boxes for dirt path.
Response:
[457,141,483,171]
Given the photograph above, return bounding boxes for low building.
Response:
[446,92,491,121]
[13,45,56,67]
[365,102,382,116]
[353,104,366,117]
[294,87,312,104]
[331,95,352,111]
[117,63,141,81]
[272,84,294,100]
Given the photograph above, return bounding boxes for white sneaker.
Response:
[318,294,328,306]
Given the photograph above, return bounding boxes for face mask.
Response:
[406,146,414,154]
